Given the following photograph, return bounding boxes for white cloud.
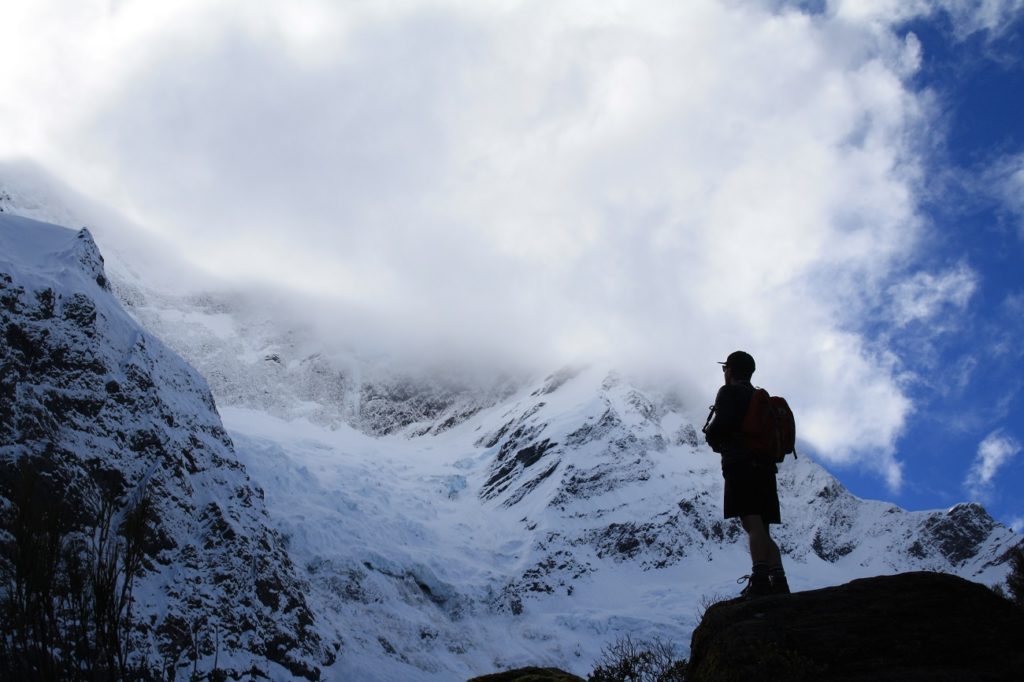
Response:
[0,0,1010,488]
[966,430,1022,501]
[989,154,1024,239]
[935,0,1024,38]
[832,0,1024,39]
[887,263,979,327]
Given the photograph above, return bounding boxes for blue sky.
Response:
[0,1,1021,531]
[847,12,1024,530]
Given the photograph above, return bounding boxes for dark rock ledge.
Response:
[688,571,1024,681]
[468,667,585,682]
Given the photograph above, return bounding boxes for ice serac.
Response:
[0,214,336,679]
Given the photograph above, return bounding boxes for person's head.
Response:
[719,350,755,383]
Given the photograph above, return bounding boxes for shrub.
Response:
[695,592,728,626]
[588,634,687,682]
[1005,543,1024,609]
[0,463,156,679]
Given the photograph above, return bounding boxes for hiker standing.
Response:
[703,351,790,598]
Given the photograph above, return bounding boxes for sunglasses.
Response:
[721,365,729,373]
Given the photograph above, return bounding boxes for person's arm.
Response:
[704,385,744,452]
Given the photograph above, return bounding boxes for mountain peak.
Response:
[0,214,108,292]
[71,227,110,290]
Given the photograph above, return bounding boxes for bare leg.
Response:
[764,524,781,566]
[741,515,781,565]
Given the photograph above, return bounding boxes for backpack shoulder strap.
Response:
[702,404,716,434]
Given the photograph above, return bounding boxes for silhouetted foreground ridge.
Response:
[688,571,1024,681]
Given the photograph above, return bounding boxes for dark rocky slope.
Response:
[688,571,1024,681]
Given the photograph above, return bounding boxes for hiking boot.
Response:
[737,573,772,599]
[770,574,791,595]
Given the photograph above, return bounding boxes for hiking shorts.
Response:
[723,460,781,525]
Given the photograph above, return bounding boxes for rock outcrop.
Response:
[688,571,1024,681]
[467,667,585,682]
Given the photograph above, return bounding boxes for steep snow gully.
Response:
[1,210,1021,681]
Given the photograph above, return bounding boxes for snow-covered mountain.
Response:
[1,172,1021,681]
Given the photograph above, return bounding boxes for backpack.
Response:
[740,388,797,463]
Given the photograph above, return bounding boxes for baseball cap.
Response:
[718,350,755,376]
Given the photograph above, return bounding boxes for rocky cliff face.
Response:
[0,214,336,679]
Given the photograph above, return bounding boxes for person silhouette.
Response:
[703,351,790,597]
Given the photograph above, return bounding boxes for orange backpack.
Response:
[741,389,797,463]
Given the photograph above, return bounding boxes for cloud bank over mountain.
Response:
[1,0,1019,489]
